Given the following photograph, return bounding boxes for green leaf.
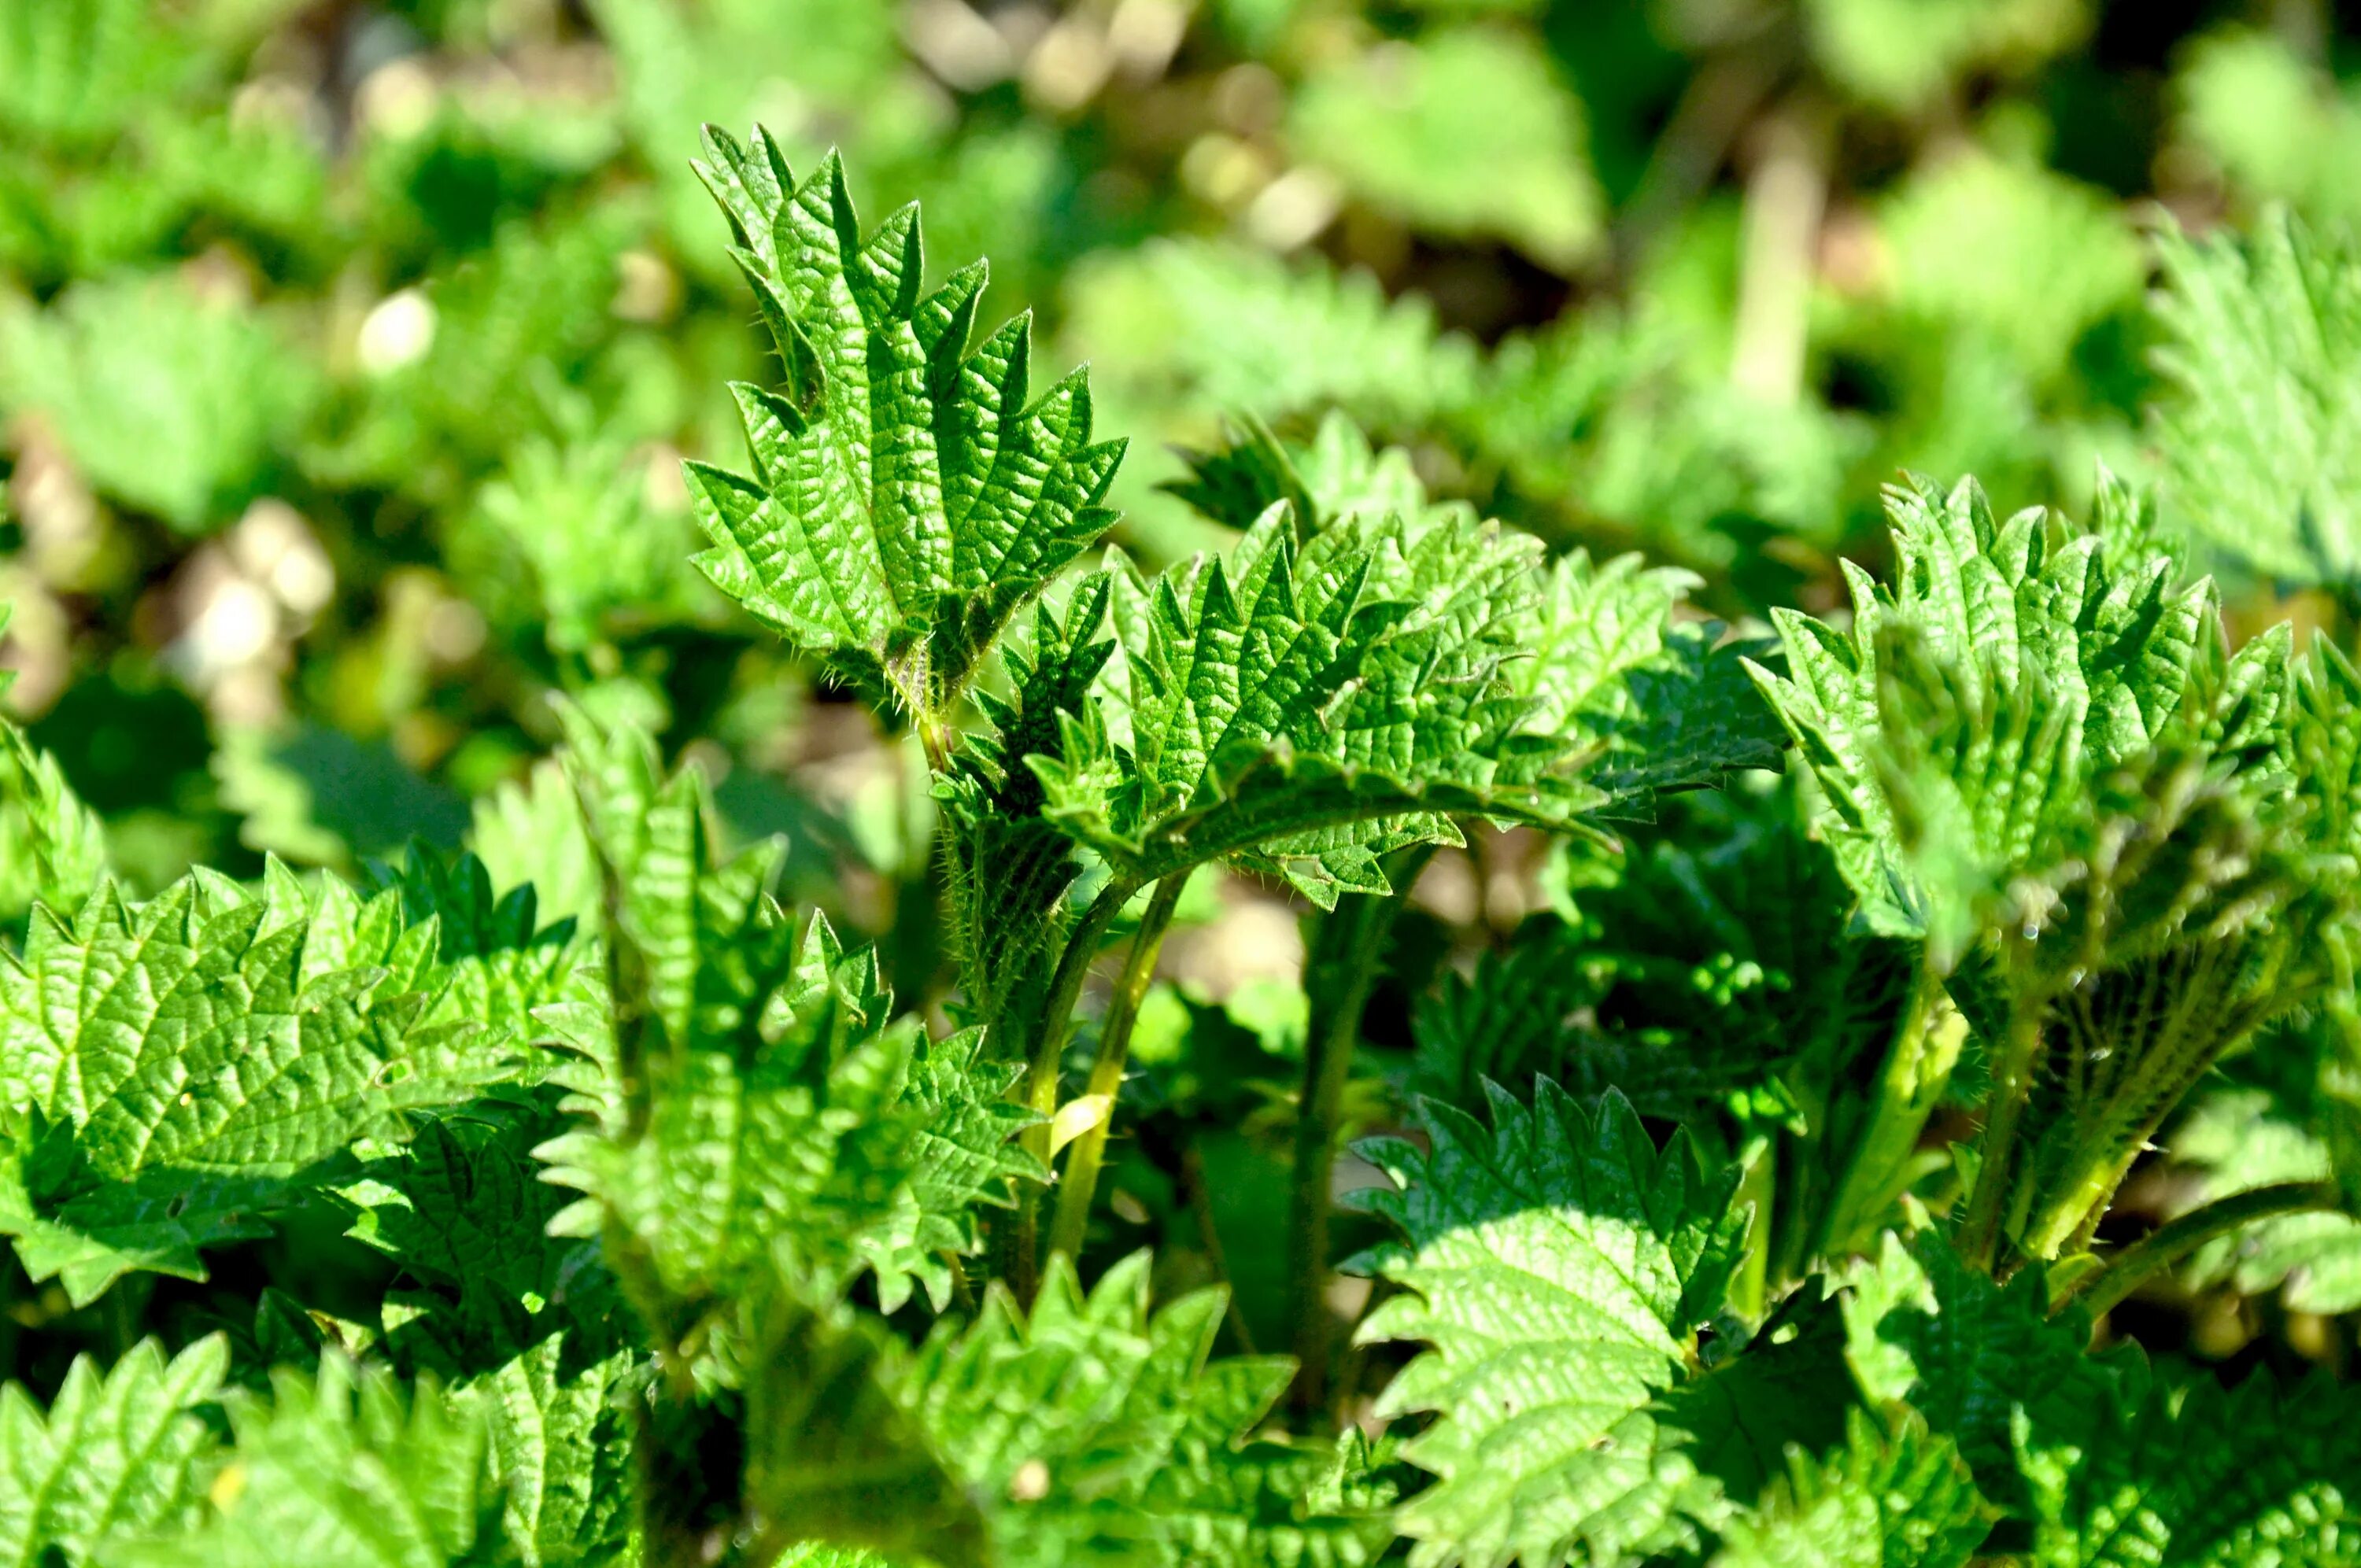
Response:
[468,758,603,939]
[2152,208,2361,592]
[686,127,1125,718]
[1664,1283,1857,1507]
[898,1251,1321,1568]
[1749,472,2235,947]
[115,1356,496,1568]
[1066,239,1480,434]
[937,577,1115,1023]
[1288,28,1602,271]
[742,1298,987,1568]
[471,1335,641,1567]
[1154,420,1786,822]
[0,274,316,533]
[1035,507,1595,900]
[2172,30,2361,232]
[747,1253,1375,1568]
[1410,789,1886,1169]
[1345,1081,1749,1567]
[2019,1370,2361,1566]
[2168,1086,2361,1314]
[1838,1232,2126,1509]
[0,1336,229,1566]
[1802,0,2082,113]
[1512,551,1785,808]
[540,706,1041,1317]
[0,609,107,921]
[1709,1408,1992,1568]
[0,868,549,1305]
[334,1109,595,1324]
[0,722,105,921]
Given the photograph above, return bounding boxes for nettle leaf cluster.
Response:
[0,133,2358,1568]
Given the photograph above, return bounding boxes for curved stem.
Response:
[1813,963,1962,1260]
[1285,845,1431,1414]
[2056,1180,2341,1319]
[1047,873,1189,1260]
[1960,1002,2047,1271]
[1007,875,1140,1303]
[1022,878,1141,1135]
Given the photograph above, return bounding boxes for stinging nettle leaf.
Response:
[0,864,560,1306]
[1345,1080,1750,1568]
[0,1335,230,1566]
[686,124,1126,720]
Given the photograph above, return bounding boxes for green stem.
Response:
[2017,949,2270,1262]
[1814,964,1964,1259]
[1960,1001,2048,1271]
[1731,1138,1775,1321]
[2056,1181,2341,1319]
[1009,876,1141,1303]
[1285,847,1430,1414]
[1047,874,1189,1260]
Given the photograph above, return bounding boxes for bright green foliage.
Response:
[0,611,106,921]
[472,1337,641,1567]
[342,1116,565,1303]
[1152,420,1784,825]
[1708,1409,1990,1568]
[468,760,604,938]
[0,0,327,283]
[538,702,1038,1317]
[1518,551,1785,804]
[2173,29,2361,235]
[119,1356,494,1568]
[892,1252,1382,1568]
[1035,507,1591,901]
[334,1105,615,1379]
[2152,211,2361,591]
[0,275,316,533]
[453,400,709,658]
[1461,304,1863,583]
[1347,1081,1749,1567]
[0,1336,228,1565]
[1758,470,2361,1261]
[937,577,1118,1021]
[1288,28,1602,270]
[1839,1233,2124,1506]
[685,126,1125,721]
[9,48,2361,1568]
[1750,470,2256,950]
[1067,239,1481,433]
[2171,1085,2361,1313]
[536,895,1029,1316]
[317,212,634,507]
[2019,1371,2361,1566]
[0,864,554,1305]
[1410,784,1931,1274]
[1801,0,2086,112]
[1873,154,2142,386]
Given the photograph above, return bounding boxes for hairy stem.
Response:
[1960,1001,2049,1271]
[1814,964,1964,1258]
[1285,847,1429,1413]
[1008,875,1141,1302]
[1047,873,1189,1260]
[2056,1181,2341,1319]
[2018,946,2273,1261]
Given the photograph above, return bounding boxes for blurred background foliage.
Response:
[8,0,2361,1382]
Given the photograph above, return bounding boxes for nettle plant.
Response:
[0,131,2357,1568]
